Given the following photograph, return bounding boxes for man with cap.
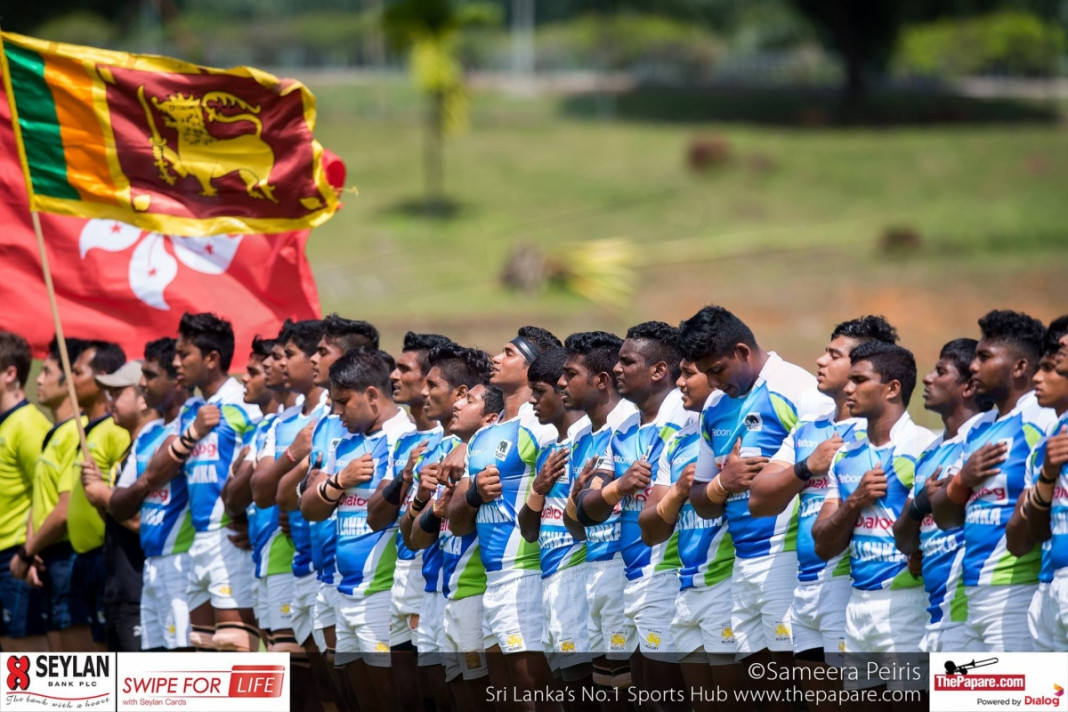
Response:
[81,360,160,651]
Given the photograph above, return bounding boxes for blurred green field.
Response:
[305,76,1068,410]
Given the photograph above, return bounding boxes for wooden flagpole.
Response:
[31,210,90,456]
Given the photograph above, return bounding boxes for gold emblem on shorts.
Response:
[506,633,524,649]
[610,633,626,650]
[560,640,576,653]
[721,626,734,642]
[374,641,389,653]
[645,632,661,649]
[465,652,482,669]
[219,585,232,596]
[775,623,791,640]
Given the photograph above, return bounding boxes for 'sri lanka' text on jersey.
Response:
[137,418,194,558]
[436,436,486,601]
[608,389,690,581]
[695,352,827,560]
[958,392,1056,587]
[468,405,556,585]
[329,410,415,597]
[656,417,734,589]
[572,400,636,563]
[827,412,934,591]
[179,378,258,533]
[773,415,866,583]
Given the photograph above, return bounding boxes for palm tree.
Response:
[383,0,499,212]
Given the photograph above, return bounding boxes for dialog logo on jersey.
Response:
[118,652,290,711]
[1,653,115,712]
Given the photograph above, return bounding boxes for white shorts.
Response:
[672,578,735,660]
[542,564,592,668]
[335,590,392,667]
[253,578,269,627]
[416,591,446,666]
[961,583,1037,652]
[844,587,926,653]
[788,576,850,655]
[312,582,339,653]
[920,624,967,653]
[586,557,628,660]
[390,558,424,646]
[442,595,488,681]
[482,571,544,653]
[262,573,295,633]
[1030,572,1068,652]
[731,552,797,655]
[140,553,192,650]
[291,573,318,646]
[622,572,679,659]
[187,529,254,610]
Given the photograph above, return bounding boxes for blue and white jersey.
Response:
[329,410,414,597]
[248,412,285,577]
[393,427,444,565]
[826,413,935,591]
[1025,413,1068,579]
[958,392,1055,587]
[309,413,346,585]
[572,400,636,563]
[179,379,260,533]
[914,419,980,629]
[468,404,557,586]
[418,434,460,593]
[771,415,866,583]
[611,389,692,581]
[270,395,329,579]
[132,419,194,557]
[438,438,486,601]
[536,416,590,578]
[654,412,734,589]
[694,353,828,560]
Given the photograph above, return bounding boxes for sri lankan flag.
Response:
[0,32,339,236]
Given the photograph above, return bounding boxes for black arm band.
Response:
[16,546,33,564]
[907,500,924,522]
[794,459,813,482]
[912,487,933,517]
[419,508,442,534]
[575,494,599,527]
[1039,472,1058,485]
[382,476,405,506]
[465,481,484,509]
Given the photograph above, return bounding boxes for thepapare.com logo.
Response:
[2,653,114,711]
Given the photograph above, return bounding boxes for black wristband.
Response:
[410,495,430,513]
[465,481,484,508]
[1039,472,1058,485]
[793,459,813,482]
[419,508,442,534]
[16,545,32,564]
[912,487,933,517]
[319,480,342,504]
[907,500,925,522]
[382,476,405,506]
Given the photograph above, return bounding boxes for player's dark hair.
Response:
[376,350,396,377]
[481,385,504,417]
[977,309,1045,367]
[249,336,274,361]
[626,321,683,380]
[528,347,567,387]
[850,341,917,407]
[322,313,380,352]
[678,305,757,362]
[516,326,562,362]
[0,331,33,387]
[145,338,179,379]
[939,338,978,382]
[47,336,89,386]
[282,319,326,357]
[402,332,455,374]
[831,315,899,345]
[329,348,391,393]
[87,341,127,376]
[1043,315,1068,359]
[564,331,623,380]
[428,344,492,390]
[178,312,235,372]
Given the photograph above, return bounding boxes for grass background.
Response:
[301,77,1068,428]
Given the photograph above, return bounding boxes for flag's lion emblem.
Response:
[138,86,278,204]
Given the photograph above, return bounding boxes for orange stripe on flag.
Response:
[43,53,123,207]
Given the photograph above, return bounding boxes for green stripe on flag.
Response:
[4,43,80,201]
